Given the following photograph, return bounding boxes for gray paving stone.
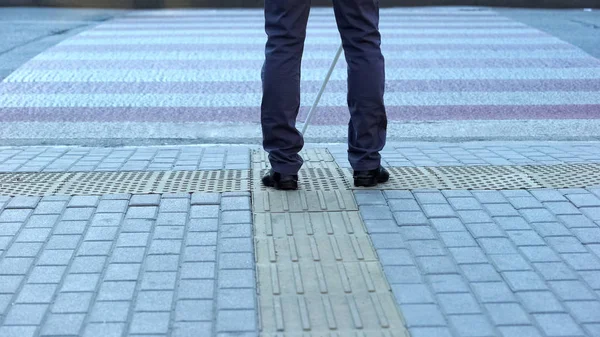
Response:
[45,235,81,249]
[370,233,405,249]
[4,304,48,325]
[509,197,544,210]
[16,227,51,242]
[503,271,547,291]
[448,197,483,211]
[564,301,600,323]
[531,190,567,202]
[361,206,394,220]
[438,293,481,314]
[177,279,214,300]
[6,242,43,257]
[562,253,600,271]
[34,201,67,215]
[40,313,86,336]
[448,247,488,264]
[531,222,571,237]
[400,226,436,241]
[462,263,502,282]
[61,273,100,293]
[218,269,254,289]
[157,212,188,226]
[218,237,252,253]
[62,207,94,221]
[130,312,171,334]
[82,323,125,337]
[543,202,580,215]
[0,209,32,222]
[0,275,24,293]
[566,193,600,207]
[154,226,185,240]
[0,222,21,236]
[520,208,557,223]
[385,266,423,284]
[427,274,470,293]
[389,284,433,305]
[557,214,597,228]
[421,203,456,218]
[414,192,447,204]
[221,210,252,224]
[89,301,131,323]
[354,191,387,206]
[384,190,415,199]
[218,288,255,310]
[506,230,545,246]
[571,227,600,244]
[97,281,136,301]
[439,231,477,247]
[534,313,584,336]
[216,309,256,333]
[148,239,183,255]
[489,254,532,272]
[478,238,518,254]
[485,303,530,325]
[400,303,447,327]
[482,203,519,217]
[37,248,74,266]
[545,236,587,253]
[408,240,446,257]
[0,327,37,337]
[52,292,93,314]
[498,326,543,337]
[116,232,150,247]
[135,290,174,311]
[146,255,180,271]
[429,218,466,233]
[0,257,33,274]
[121,219,154,232]
[520,246,561,263]
[449,314,495,337]
[159,198,190,213]
[417,256,457,275]
[191,193,220,205]
[90,213,122,227]
[16,283,57,304]
[394,211,429,226]
[175,299,213,321]
[129,194,161,206]
[104,263,141,281]
[584,324,600,337]
[471,282,516,303]
[126,206,158,219]
[388,199,421,212]
[84,226,118,241]
[6,197,40,209]
[534,262,578,281]
[27,265,67,284]
[494,216,530,230]
[458,210,493,224]
[550,280,597,301]
[53,221,87,235]
[172,322,213,337]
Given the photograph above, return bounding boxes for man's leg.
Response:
[331,0,387,171]
[261,0,311,175]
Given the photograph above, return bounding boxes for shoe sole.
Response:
[354,176,389,187]
[274,181,298,190]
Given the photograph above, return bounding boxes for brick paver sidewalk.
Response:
[1,141,600,337]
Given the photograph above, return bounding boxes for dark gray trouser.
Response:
[261,0,387,175]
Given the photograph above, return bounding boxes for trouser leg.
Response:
[332,0,387,171]
[261,0,311,175]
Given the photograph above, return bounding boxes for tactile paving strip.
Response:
[0,170,250,196]
[253,194,409,337]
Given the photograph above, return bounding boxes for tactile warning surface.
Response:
[0,170,249,196]
[253,198,409,337]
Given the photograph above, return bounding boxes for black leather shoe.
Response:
[262,169,299,190]
[353,166,390,187]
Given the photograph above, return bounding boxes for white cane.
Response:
[301,44,343,135]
